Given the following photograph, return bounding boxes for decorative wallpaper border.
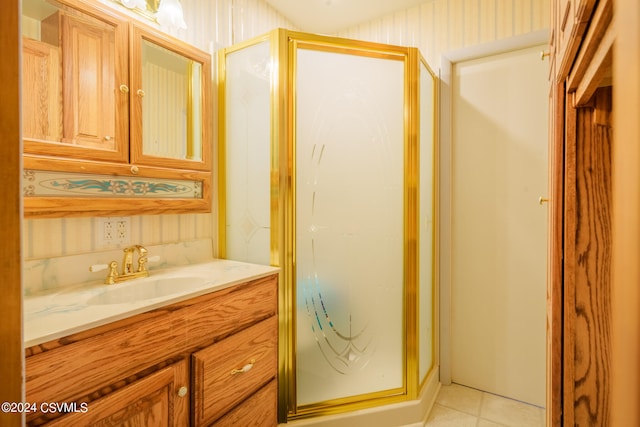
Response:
[23,169,203,199]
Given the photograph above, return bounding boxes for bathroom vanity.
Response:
[24,260,278,426]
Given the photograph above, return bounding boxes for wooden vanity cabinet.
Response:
[25,273,278,426]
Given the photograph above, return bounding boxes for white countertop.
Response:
[24,259,279,348]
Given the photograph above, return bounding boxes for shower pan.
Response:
[218,29,437,423]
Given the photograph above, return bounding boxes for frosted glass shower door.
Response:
[295,47,406,405]
[222,40,272,264]
[419,59,435,384]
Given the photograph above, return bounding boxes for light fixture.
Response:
[113,0,187,31]
[155,0,187,31]
[119,0,146,9]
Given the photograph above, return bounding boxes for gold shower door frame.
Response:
[217,29,438,422]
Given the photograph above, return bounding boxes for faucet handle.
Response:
[89,264,108,272]
[136,254,160,273]
[90,261,119,284]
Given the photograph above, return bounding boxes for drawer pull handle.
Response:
[231,359,255,375]
[177,386,188,397]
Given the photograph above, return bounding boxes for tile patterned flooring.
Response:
[426,384,546,427]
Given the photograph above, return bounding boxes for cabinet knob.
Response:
[104,135,112,141]
[136,89,145,97]
[231,359,256,375]
[177,386,188,398]
[539,196,549,205]
[130,165,139,175]
[540,51,550,61]
[119,84,130,93]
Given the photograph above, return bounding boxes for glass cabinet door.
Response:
[21,0,129,162]
[129,25,212,172]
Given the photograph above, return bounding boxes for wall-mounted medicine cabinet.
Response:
[21,0,212,218]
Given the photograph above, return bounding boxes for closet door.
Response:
[450,45,548,407]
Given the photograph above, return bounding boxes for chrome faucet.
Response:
[90,245,151,285]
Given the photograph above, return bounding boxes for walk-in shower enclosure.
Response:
[218,29,437,422]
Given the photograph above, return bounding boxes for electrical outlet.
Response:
[97,217,131,248]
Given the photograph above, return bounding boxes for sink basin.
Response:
[87,276,209,305]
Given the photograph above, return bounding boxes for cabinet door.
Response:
[129,24,212,172]
[60,13,124,157]
[556,0,597,79]
[46,360,190,427]
[22,0,129,163]
[21,37,62,141]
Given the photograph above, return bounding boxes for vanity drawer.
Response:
[192,316,277,426]
[211,380,277,427]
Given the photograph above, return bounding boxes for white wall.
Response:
[336,0,549,71]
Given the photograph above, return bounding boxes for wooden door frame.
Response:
[438,29,549,386]
[611,0,640,423]
[547,76,564,427]
[0,0,24,426]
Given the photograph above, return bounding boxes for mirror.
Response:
[140,39,203,161]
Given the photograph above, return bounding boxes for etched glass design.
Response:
[295,48,405,405]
